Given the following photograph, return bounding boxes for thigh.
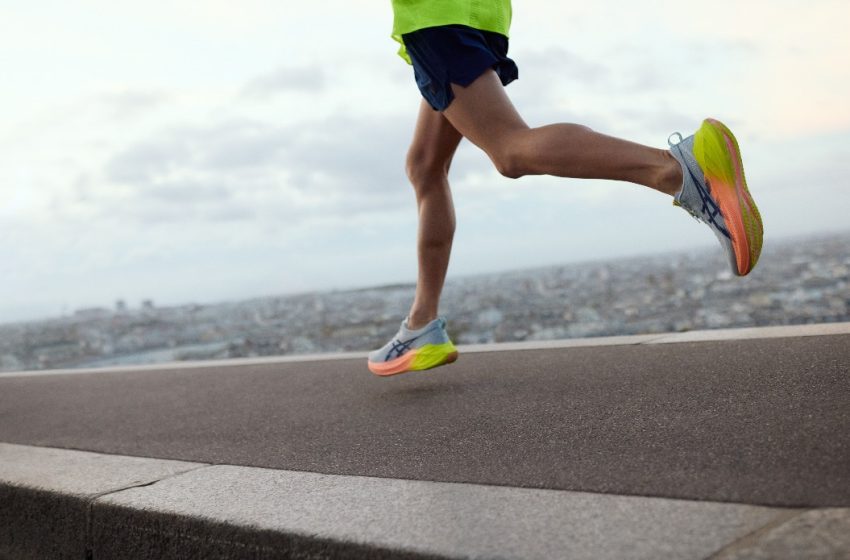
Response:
[442,69,529,158]
[408,99,464,174]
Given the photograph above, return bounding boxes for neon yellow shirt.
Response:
[391,0,513,64]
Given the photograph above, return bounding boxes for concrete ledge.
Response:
[91,504,440,560]
[8,443,845,560]
[3,322,849,378]
[711,508,850,560]
[91,464,788,560]
[0,443,202,560]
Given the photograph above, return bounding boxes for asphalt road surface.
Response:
[1,334,848,507]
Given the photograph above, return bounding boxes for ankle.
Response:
[658,150,684,196]
[406,310,437,330]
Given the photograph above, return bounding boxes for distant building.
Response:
[73,307,110,320]
[2,232,847,374]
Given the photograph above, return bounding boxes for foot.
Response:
[668,119,764,276]
[367,317,458,376]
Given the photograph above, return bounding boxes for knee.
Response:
[493,154,524,179]
[406,147,450,191]
[491,145,527,179]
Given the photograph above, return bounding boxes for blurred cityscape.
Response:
[2,231,848,372]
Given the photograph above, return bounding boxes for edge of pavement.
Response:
[3,442,849,560]
[2,321,849,379]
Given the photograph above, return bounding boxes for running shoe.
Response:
[367,317,458,376]
[668,119,763,276]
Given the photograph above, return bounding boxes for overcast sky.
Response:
[3,0,849,323]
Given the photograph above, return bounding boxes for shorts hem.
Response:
[402,24,519,112]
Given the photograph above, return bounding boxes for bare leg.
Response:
[443,70,683,195]
[405,100,464,330]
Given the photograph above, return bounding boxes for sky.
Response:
[2,0,849,323]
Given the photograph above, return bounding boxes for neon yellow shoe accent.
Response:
[693,119,763,274]
[410,342,459,371]
[694,120,736,190]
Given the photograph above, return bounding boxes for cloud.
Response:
[241,66,327,98]
[97,90,168,120]
[515,46,610,87]
[96,112,427,228]
[612,105,695,138]
[106,134,191,184]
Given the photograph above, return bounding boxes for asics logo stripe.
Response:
[386,335,422,360]
[693,176,730,239]
[679,146,731,240]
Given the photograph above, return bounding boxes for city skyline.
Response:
[5,227,846,327]
[3,230,847,372]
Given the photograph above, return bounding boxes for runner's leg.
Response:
[406,100,464,330]
[443,70,683,195]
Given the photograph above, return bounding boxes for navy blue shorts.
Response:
[402,24,519,112]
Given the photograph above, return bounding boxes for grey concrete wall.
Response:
[0,443,202,560]
[91,503,446,560]
[0,485,88,560]
[3,442,794,560]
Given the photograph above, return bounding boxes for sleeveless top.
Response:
[391,0,513,64]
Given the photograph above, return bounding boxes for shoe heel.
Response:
[411,343,459,371]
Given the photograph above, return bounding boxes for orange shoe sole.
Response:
[696,119,764,276]
[368,348,459,377]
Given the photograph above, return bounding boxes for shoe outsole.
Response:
[368,343,459,377]
[694,119,763,276]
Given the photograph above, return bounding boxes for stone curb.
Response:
[0,443,203,560]
[3,443,849,559]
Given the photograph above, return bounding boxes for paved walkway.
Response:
[1,323,849,558]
